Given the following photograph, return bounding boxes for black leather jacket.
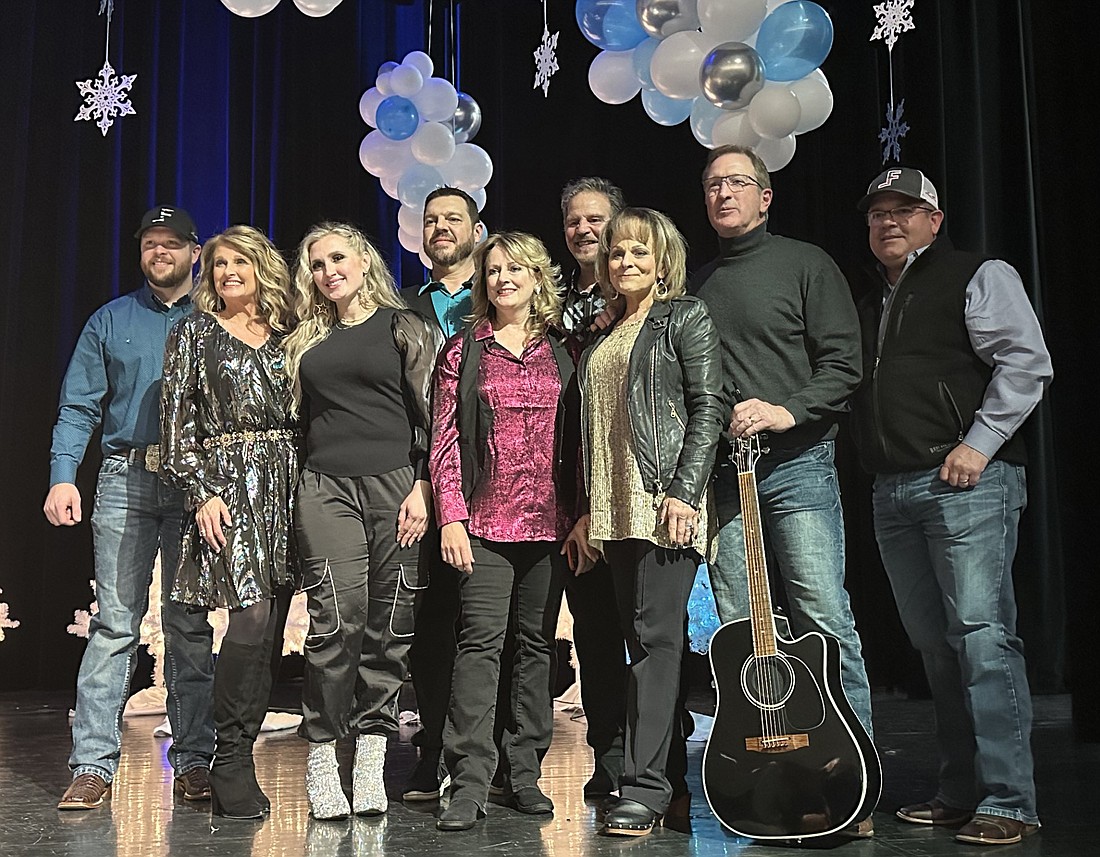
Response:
[578,297,723,509]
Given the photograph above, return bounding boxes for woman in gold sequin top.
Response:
[564,207,723,837]
[160,224,298,820]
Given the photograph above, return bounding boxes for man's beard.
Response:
[425,235,475,268]
[143,257,194,291]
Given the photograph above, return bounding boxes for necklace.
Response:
[336,306,378,328]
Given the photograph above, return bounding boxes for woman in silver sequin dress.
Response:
[161,224,298,820]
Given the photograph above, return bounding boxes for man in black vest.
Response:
[852,168,1051,846]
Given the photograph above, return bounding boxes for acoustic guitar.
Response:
[702,436,881,840]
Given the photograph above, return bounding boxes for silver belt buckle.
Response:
[144,444,161,473]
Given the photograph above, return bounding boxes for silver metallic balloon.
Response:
[636,0,700,39]
[700,42,765,111]
[451,93,482,145]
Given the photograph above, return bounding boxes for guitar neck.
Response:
[738,457,778,656]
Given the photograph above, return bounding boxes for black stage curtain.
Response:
[1,0,1094,735]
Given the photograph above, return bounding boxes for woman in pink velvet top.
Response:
[428,231,580,832]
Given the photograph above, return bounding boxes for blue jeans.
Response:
[709,441,874,739]
[69,456,215,782]
[873,461,1037,824]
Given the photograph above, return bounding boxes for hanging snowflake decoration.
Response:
[533,0,559,98]
[871,0,916,50]
[76,61,137,136]
[75,0,136,136]
[534,28,560,97]
[880,98,910,163]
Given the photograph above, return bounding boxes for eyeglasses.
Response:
[703,174,761,196]
[865,205,935,226]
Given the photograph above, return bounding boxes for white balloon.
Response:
[293,0,344,16]
[376,71,395,97]
[418,249,433,270]
[650,31,718,100]
[711,108,761,148]
[443,144,494,191]
[697,0,767,42]
[789,69,833,133]
[410,122,457,166]
[398,227,423,254]
[748,85,801,139]
[398,204,424,237]
[391,65,425,98]
[221,0,280,16]
[359,87,384,127]
[413,78,460,122]
[754,133,796,171]
[359,132,415,177]
[380,171,401,200]
[402,50,434,79]
[469,187,487,212]
[588,50,642,105]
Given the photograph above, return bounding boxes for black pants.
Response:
[295,467,422,743]
[407,526,461,756]
[546,557,627,786]
[444,538,561,808]
[603,539,697,813]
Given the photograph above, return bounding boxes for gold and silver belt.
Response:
[201,428,295,450]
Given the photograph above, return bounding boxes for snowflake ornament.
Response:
[534,27,560,97]
[872,0,916,50]
[880,99,910,163]
[76,60,137,136]
[75,0,136,136]
[0,589,20,642]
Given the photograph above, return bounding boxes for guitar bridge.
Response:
[745,734,809,753]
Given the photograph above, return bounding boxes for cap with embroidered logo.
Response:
[134,206,199,243]
[857,168,939,212]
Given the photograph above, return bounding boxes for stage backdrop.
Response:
[1,0,1093,733]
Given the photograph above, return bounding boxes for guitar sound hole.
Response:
[740,654,795,710]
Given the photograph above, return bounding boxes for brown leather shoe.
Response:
[897,798,972,826]
[174,767,212,801]
[955,813,1039,846]
[58,773,112,810]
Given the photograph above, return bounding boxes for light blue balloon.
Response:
[397,163,444,208]
[756,1,834,82]
[641,87,693,126]
[690,97,725,143]
[632,37,660,89]
[376,96,420,141]
[576,0,647,52]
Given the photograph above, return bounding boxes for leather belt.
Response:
[123,444,162,473]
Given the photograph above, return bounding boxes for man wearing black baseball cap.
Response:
[850,169,1051,845]
[46,206,215,810]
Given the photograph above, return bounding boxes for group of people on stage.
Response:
[46,146,1052,846]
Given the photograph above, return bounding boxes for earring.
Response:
[609,287,619,300]
[655,277,668,298]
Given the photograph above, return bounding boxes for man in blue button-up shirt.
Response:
[44,206,216,811]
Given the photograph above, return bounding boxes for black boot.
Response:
[209,639,272,819]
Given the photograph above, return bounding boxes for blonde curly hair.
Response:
[194,225,295,332]
[469,231,562,341]
[283,222,405,415]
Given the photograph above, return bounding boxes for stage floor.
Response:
[0,690,1090,856]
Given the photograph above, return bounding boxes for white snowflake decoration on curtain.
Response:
[871,0,916,50]
[880,99,910,163]
[0,589,20,642]
[76,61,137,136]
[75,0,136,136]
[533,0,559,97]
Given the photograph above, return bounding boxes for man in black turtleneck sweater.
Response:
[689,146,875,833]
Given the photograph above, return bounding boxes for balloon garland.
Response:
[579,0,836,171]
[358,51,492,261]
[220,0,345,17]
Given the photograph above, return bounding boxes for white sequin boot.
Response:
[306,741,350,820]
[353,734,388,815]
